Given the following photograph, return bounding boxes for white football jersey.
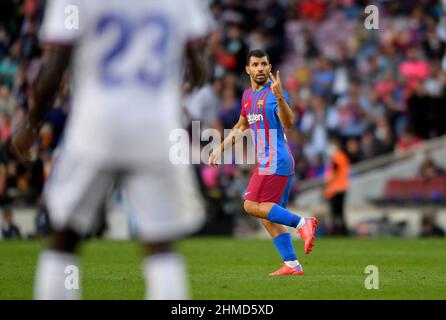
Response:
[40,0,211,165]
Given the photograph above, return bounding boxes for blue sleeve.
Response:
[275,89,291,114]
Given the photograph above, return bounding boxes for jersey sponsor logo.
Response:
[247,113,263,124]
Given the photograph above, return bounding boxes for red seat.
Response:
[384,179,406,199]
[404,178,425,199]
[424,177,446,199]
[384,176,446,200]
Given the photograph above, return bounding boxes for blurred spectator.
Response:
[307,153,325,179]
[1,207,21,239]
[38,123,54,152]
[0,164,11,205]
[299,0,327,21]
[311,57,335,99]
[300,29,320,60]
[215,22,248,74]
[399,47,430,92]
[186,76,223,130]
[419,156,445,179]
[0,85,16,115]
[335,83,369,140]
[0,112,12,143]
[287,130,308,180]
[361,129,382,159]
[345,138,363,164]
[423,27,445,61]
[332,45,354,99]
[353,217,408,237]
[300,95,334,162]
[366,89,386,126]
[420,213,445,237]
[0,55,19,87]
[34,197,49,238]
[396,125,423,153]
[374,117,394,155]
[219,84,240,129]
[324,136,350,235]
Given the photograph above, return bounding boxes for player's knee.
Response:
[243,201,256,216]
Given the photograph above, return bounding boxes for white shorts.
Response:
[44,151,205,243]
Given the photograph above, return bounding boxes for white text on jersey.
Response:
[247,113,264,124]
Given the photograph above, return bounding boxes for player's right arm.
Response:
[208,115,249,167]
[10,0,79,163]
[11,46,71,163]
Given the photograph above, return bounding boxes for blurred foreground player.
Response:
[11,0,210,299]
[209,50,318,275]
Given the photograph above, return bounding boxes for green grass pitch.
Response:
[0,237,445,299]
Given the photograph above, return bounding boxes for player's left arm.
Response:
[11,46,72,163]
[270,71,295,129]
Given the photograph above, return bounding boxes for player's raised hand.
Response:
[208,149,221,167]
[269,71,283,98]
[10,123,38,164]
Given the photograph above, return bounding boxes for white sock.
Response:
[284,260,300,268]
[296,217,306,230]
[34,250,80,300]
[142,253,190,300]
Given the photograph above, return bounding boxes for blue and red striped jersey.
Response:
[240,81,295,176]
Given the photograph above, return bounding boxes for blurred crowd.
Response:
[0,1,60,209]
[186,0,446,229]
[1,1,446,235]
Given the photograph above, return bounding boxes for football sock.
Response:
[273,233,298,264]
[284,260,300,268]
[297,217,306,229]
[34,250,80,300]
[142,252,189,300]
[267,204,302,228]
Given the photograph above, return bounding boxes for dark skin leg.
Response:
[47,229,174,256]
[47,229,81,253]
[142,242,173,256]
[51,235,175,270]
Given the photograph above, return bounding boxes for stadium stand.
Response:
[1,0,446,236]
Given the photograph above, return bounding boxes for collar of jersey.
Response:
[252,81,271,93]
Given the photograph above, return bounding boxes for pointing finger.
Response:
[275,71,282,85]
[269,72,275,83]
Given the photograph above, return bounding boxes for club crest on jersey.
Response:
[257,99,264,109]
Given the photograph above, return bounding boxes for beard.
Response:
[253,73,268,86]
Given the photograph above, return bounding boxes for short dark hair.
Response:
[328,133,342,146]
[246,49,270,66]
